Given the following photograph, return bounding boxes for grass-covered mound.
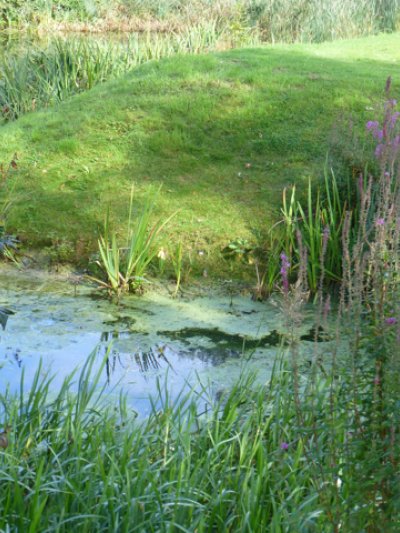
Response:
[1,33,400,271]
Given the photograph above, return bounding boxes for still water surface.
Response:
[0,268,322,415]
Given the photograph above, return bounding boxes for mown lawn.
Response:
[1,32,400,272]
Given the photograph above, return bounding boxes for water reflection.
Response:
[0,272,325,415]
[97,331,177,384]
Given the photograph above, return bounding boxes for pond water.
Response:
[0,267,326,416]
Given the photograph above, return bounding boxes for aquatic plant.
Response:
[90,185,176,295]
[169,238,183,296]
[281,168,346,293]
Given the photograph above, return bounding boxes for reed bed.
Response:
[1,0,399,120]
[1,0,398,41]
[0,24,257,121]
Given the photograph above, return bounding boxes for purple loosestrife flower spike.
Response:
[375,144,384,158]
[280,442,289,450]
[366,120,379,131]
[376,218,385,226]
[390,112,400,128]
[385,317,397,325]
[280,253,290,294]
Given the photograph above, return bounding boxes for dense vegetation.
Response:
[0,4,399,529]
[0,128,399,526]
[0,33,399,280]
[1,0,399,42]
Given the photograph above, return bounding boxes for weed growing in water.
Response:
[168,238,184,297]
[281,168,346,293]
[89,185,176,296]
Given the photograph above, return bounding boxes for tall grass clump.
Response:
[281,169,346,293]
[249,166,350,297]
[0,37,136,120]
[0,0,111,29]
[90,185,176,295]
[0,353,319,530]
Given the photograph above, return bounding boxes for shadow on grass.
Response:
[0,39,397,256]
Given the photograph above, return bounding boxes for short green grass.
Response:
[1,32,400,273]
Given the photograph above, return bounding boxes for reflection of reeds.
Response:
[131,345,176,374]
[99,330,176,378]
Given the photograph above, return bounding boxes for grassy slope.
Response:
[1,32,400,272]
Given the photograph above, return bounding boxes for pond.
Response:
[0,267,326,416]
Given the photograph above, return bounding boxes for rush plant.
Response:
[281,168,347,293]
[90,186,176,296]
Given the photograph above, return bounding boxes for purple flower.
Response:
[280,253,290,294]
[366,120,379,131]
[375,144,384,158]
[280,442,289,450]
[280,252,290,266]
[385,317,397,326]
[390,112,400,128]
[376,217,385,226]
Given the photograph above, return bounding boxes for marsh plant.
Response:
[90,185,176,295]
[278,79,400,529]
[1,0,398,41]
[0,349,352,531]
[168,238,184,296]
[0,25,255,121]
[281,169,346,293]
